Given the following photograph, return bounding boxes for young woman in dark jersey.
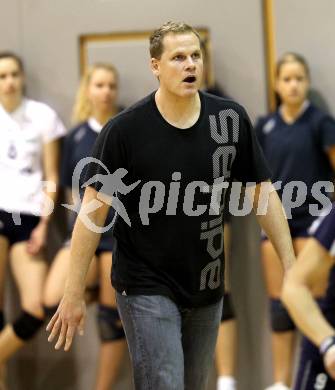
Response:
[256,53,335,390]
[43,63,126,390]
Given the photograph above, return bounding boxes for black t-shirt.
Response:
[86,91,270,307]
[255,104,335,218]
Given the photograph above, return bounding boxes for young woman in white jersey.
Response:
[43,63,127,389]
[0,52,65,379]
[256,53,335,390]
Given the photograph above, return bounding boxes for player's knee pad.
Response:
[44,305,58,318]
[221,293,236,322]
[0,310,4,331]
[97,304,125,342]
[12,311,44,341]
[270,298,296,332]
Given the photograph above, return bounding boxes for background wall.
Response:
[0,0,269,125]
[1,0,276,389]
[274,0,335,115]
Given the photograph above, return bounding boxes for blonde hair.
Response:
[72,63,118,124]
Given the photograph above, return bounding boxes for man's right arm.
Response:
[46,185,110,351]
[65,186,110,297]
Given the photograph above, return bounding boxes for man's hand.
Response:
[46,294,86,351]
[324,344,335,379]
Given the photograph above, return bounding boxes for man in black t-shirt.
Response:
[47,21,296,390]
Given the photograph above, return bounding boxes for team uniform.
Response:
[85,91,270,388]
[294,203,335,390]
[60,117,115,254]
[0,98,65,338]
[0,98,66,244]
[256,102,335,334]
[256,102,335,238]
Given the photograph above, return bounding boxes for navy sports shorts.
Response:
[0,209,39,246]
[308,203,335,256]
[95,234,114,256]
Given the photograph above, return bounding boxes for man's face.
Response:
[151,32,203,98]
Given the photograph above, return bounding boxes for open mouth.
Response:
[183,76,196,83]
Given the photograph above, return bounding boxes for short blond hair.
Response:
[149,21,201,59]
[72,63,118,124]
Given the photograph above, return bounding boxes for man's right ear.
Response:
[150,58,160,77]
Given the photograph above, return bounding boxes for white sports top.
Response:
[0,98,66,216]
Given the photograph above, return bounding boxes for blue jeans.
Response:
[116,293,223,390]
